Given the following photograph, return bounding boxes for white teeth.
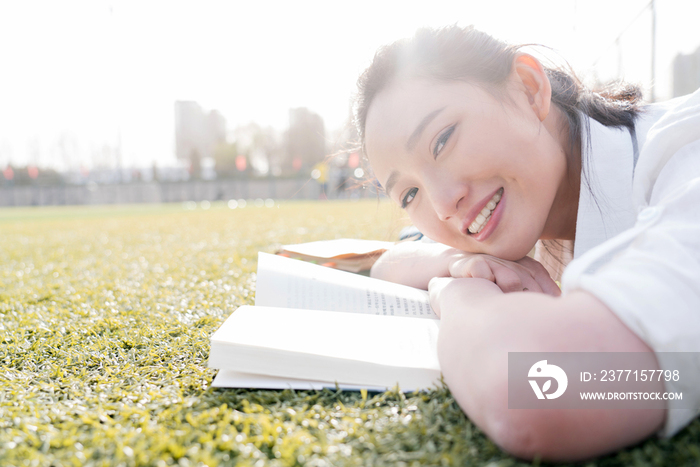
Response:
[468,188,503,235]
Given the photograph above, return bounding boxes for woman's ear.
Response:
[513,53,552,122]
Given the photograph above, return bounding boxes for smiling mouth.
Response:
[467,188,503,235]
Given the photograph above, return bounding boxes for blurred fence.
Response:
[0,178,374,207]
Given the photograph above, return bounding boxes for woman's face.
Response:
[364,77,573,260]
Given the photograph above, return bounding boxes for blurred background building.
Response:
[174,101,227,180]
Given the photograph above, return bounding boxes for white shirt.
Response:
[562,90,700,437]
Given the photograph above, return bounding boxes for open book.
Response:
[277,238,395,272]
[208,252,442,392]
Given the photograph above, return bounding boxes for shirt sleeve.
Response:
[562,139,700,437]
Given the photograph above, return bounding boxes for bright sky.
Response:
[1,0,698,170]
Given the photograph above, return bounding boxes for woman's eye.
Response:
[433,125,455,157]
[401,187,418,209]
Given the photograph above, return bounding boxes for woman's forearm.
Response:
[370,241,457,289]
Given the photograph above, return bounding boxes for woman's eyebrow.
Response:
[384,170,400,198]
[405,107,446,152]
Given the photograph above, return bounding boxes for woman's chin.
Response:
[441,238,533,261]
[483,242,538,261]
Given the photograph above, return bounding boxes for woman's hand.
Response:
[429,276,501,318]
[446,253,561,296]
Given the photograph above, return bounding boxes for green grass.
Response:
[1,200,699,466]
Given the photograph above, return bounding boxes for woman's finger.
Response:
[494,261,544,293]
[517,256,561,296]
[489,263,523,293]
[449,255,496,282]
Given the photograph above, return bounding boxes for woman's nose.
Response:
[428,181,466,221]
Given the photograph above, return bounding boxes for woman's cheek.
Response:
[411,207,440,239]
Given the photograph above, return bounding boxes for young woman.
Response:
[355,25,700,461]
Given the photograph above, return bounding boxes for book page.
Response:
[255,253,436,319]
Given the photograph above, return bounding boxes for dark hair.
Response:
[354,25,643,173]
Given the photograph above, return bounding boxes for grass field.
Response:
[1,200,699,466]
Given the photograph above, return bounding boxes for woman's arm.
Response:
[430,278,665,462]
[371,241,560,295]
